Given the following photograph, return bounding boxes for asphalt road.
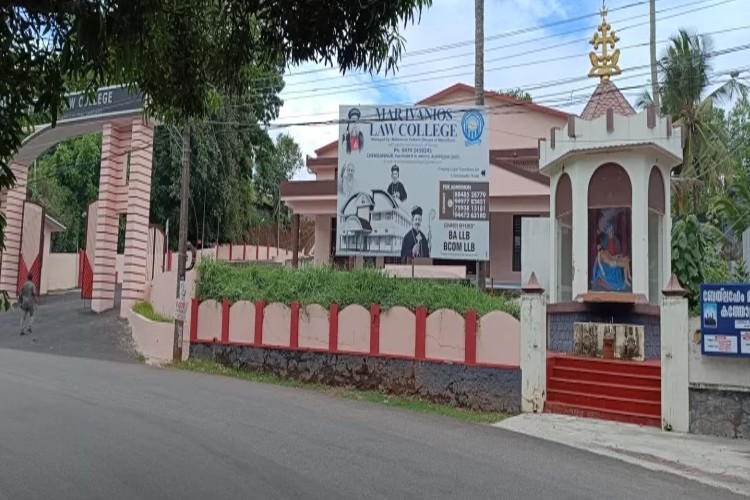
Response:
[0,289,137,362]
[0,348,743,500]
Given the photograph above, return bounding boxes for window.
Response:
[512,215,539,272]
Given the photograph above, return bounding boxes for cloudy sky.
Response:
[270,0,749,180]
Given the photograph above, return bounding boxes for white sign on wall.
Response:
[336,105,490,261]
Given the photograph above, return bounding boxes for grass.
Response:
[174,358,508,424]
[197,259,519,318]
[132,301,172,323]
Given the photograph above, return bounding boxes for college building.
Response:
[280,83,571,287]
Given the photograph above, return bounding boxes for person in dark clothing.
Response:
[400,206,430,260]
[18,272,37,335]
[386,164,407,203]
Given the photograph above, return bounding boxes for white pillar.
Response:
[629,160,649,297]
[548,173,559,303]
[313,215,331,265]
[0,162,28,295]
[571,169,589,298]
[520,273,547,413]
[662,166,672,288]
[660,274,690,432]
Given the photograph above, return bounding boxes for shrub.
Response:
[133,301,171,323]
[196,259,520,318]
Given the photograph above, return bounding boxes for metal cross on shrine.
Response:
[588,2,622,81]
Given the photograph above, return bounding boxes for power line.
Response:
[275,0,734,90]
[235,0,736,98]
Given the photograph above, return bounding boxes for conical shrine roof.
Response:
[580,80,635,121]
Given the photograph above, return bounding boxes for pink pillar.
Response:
[91,123,131,313]
[120,119,154,317]
[0,163,29,295]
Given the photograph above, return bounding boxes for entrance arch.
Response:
[0,86,156,317]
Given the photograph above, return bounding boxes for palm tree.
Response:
[637,30,747,215]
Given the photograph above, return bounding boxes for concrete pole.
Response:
[291,213,300,268]
[474,0,487,291]
[173,122,191,362]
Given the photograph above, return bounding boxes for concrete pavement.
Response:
[495,413,750,497]
[0,290,137,363]
[0,348,744,500]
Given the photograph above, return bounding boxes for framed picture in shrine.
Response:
[588,207,632,293]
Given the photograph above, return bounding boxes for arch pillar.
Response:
[91,123,131,313]
[120,119,154,317]
[625,157,650,298]
[570,167,591,300]
[0,162,29,295]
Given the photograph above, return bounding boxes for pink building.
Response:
[281,83,570,287]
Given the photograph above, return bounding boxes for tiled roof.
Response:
[580,80,635,121]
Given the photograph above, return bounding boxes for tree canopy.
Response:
[0,0,432,308]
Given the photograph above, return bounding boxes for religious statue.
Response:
[591,212,632,292]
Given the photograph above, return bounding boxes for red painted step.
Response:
[547,389,660,416]
[549,377,661,402]
[551,366,660,388]
[551,355,660,377]
[545,401,661,427]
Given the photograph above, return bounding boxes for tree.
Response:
[636,30,746,216]
[502,88,532,102]
[0,0,433,309]
[150,92,281,248]
[29,134,102,253]
[255,133,303,226]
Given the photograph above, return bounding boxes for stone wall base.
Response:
[190,343,521,413]
[689,387,750,440]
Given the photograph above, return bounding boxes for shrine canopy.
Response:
[538,3,682,305]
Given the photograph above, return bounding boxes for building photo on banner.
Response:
[700,283,750,357]
[336,105,489,261]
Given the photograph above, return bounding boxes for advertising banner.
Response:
[700,283,750,357]
[336,105,489,261]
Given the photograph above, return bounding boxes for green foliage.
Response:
[671,215,705,309]
[254,133,304,226]
[133,301,171,323]
[196,260,519,318]
[0,0,432,310]
[501,88,532,102]
[29,135,102,252]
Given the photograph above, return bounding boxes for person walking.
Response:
[18,273,37,335]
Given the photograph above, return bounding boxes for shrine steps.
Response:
[546,354,661,427]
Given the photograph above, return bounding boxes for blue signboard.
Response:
[700,283,750,357]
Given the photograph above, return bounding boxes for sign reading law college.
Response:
[700,283,750,357]
[61,86,144,121]
[336,105,489,261]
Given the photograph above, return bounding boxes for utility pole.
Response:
[475,0,487,292]
[173,121,191,362]
[649,0,660,113]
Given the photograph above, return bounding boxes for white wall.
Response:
[43,253,79,293]
[688,317,750,390]
[521,218,550,291]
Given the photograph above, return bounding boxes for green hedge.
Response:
[196,259,520,318]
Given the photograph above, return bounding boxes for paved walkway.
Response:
[495,413,750,497]
[0,289,137,363]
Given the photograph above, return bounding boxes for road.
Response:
[0,348,743,500]
[0,289,137,362]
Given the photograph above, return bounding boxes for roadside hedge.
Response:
[196,259,520,318]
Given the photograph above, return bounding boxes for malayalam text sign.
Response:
[700,283,750,357]
[336,105,489,261]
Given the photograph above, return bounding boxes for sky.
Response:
[270,0,750,180]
